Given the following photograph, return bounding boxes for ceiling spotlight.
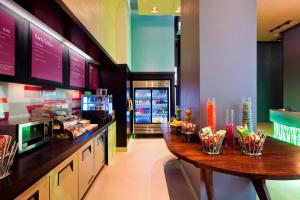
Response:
[176,6,181,13]
[272,32,281,38]
[151,7,159,13]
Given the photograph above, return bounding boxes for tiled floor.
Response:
[84,139,195,200]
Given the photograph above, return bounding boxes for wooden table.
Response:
[161,124,300,200]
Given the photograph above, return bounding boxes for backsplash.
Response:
[0,82,82,120]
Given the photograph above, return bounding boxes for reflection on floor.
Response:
[258,122,300,200]
[84,138,300,200]
[164,159,195,200]
[84,139,195,200]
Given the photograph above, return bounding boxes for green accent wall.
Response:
[131,15,175,72]
[61,0,130,65]
[126,1,131,69]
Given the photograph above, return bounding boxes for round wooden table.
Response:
[161,124,300,200]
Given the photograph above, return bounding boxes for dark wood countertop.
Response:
[0,120,115,200]
[162,123,300,180]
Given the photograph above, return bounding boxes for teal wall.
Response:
[131,15,175,72]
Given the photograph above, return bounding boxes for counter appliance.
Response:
[0,117,53,154]
[81,95,113,124]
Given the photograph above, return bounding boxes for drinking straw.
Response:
[4,142,18,176]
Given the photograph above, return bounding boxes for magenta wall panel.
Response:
[89,64,99,90]
[31,25,63,83]
[0,10,15,76]
[69,50,85,88]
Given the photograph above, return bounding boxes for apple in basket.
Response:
[181,122,197,133]
[248,132,262,151]
[200,127,226,149]
[236,126,266,154]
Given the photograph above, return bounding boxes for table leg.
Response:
[202,168,216,200]
[251,179,271,200]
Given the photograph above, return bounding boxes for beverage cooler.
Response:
[135,89,152,124]
[133,80,170,135]
[81,95,113,124]
[151,89,169,123]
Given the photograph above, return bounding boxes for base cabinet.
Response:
[16,175,49,200]
[94,130,105,175]
[15,124,114,200]
[107,121,117,164]
[78,139,94,199]
[50,152,79,200]
[112,122,117,157]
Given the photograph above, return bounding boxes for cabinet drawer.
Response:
[78,139,94,199]
[16,175,49,200]
[50,152,79,200]
[94,131,105,175]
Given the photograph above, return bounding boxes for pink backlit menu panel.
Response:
[31,26,63,83]
[69,50,85,88]
[0,10,15,76]
[89,64,99,90]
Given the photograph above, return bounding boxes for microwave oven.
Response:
[0,117,53,154]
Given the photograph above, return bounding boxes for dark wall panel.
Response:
[257,42,283,122]
[180,0,200,122]
[100,65,128,147]
[284,25,300,111]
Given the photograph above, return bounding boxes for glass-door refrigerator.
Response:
[134,88,169,124]
[152,89,169,123]
[133,80,171,135]
[134,89,152,124]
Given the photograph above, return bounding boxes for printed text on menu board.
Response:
[0,10,15,76]
[69,50,85,88]
[31,26,63,83]
[89,64,99,90]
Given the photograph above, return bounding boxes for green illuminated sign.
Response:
[84,91,92,95]
[273,122,300,146]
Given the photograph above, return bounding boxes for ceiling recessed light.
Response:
[151,7,159,13]
[272,32,281,37]
[176,6,181,13]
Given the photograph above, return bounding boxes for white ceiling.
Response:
[257,0,300,41]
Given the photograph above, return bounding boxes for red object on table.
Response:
[225,123,234,146]
[207,100,216,132]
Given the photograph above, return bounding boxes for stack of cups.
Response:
[242,97,253,132]
[207,98,216,133]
